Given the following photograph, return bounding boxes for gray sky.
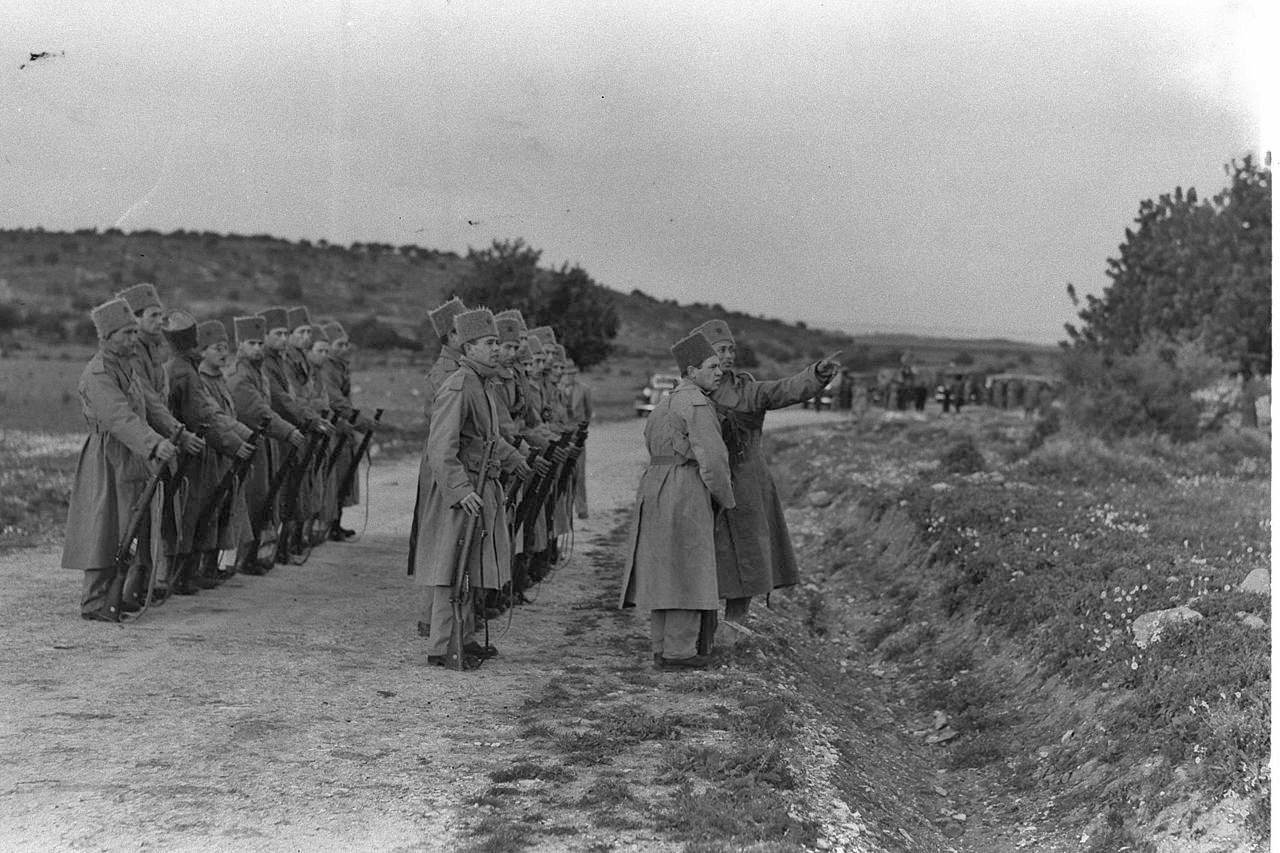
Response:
[3,1,1268,343]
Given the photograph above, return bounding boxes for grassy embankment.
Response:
[766,409,1269,849]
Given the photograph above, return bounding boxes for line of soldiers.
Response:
[61,284,378,622]
[621,318,840,668]
[407,299,591,671]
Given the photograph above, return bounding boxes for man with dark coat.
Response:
[261,306,331,557]
[164,315,253,593]
[319,320,377,539]
[412,308,531,669]
[229,315,306,573]
[560,358,593,519]
[62,299,179,621]
[691,318,839,623]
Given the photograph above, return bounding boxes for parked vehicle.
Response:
[635,373,680,417]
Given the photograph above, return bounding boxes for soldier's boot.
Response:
[119,562,148,613]
[102,571,126,622]
[198,551,223,587]
[81,568,120,621]
[236,541,266,576]
[275,521,297,564]
[527,551,549,584]
[697,610,718,657]
[171,556,197,596]
[547,536,560,566]
[510,555,532,604]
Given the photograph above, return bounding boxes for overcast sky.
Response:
[3,1,1268,343]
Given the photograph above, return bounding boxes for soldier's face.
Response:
[498,341,520,365]
[203,341,229,369]
[518,355,533,372]
[712,340,735,370]
[465,335,499,368]
[289,326,311,348]
[548,363,563,381]
[689,355,723,392]
[138,306,164,335]
[266,328,288,351]
[332,339,352,358]
[308,341,330,365]
[532,355,546,374]
[106,326,138,355]
[239,340,265,363]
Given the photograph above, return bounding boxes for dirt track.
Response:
[0,409,849,852]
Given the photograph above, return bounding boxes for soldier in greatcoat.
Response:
[411,308,531,670]
[319,320,378,540]
[406,296,467,580]
[620,332,735,669]
[560,358,593,519]
[690,318,840,623]
[261,306,331,559]
[228,315,306,573]
[303,326,345,540]
[164,316,254,593]
[114,282,205,606]
[62,299,179,621]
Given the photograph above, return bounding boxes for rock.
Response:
[1131,606,1204,648]
[1238,613,1266,631]
[808,490,834,508]
[930,482,953,492]
[925,727,959,745]
[1239,568,1269,595]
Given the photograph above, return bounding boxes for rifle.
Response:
[447,438,496,671]
[504,448,541,516]
[335,407,383,508]
[113,434,180,576]
[511,433,571,538]
[190,421,268,550]
[276,421,328,563]
[240,432,300,572]
[324,409,361,477]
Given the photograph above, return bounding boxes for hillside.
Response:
[0,227,1053,376]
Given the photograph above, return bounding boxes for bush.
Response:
[939,436,985,474]
[1060,340,1230,441]
[1024,433,1167,485]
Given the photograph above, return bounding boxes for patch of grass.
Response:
[651,779,816,848]
[469,785,519,807]
[488,762,575,784]
[945,732,1006,769]
[462,815,535,853]
[578,777,634,807]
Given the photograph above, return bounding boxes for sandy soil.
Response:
[0,409,849,852]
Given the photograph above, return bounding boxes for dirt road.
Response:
[0,409,853,852]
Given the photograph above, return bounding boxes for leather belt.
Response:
[648,455,692,466]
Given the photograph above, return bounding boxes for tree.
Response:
[1065,155,1271,426]
[459,239,620,369]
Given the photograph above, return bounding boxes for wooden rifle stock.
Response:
[324,409,361,477]
[335,408,383,507]
[191,421,268,545]
[513,434,571,536]
[113,425,187,572]
[447,438,496,671]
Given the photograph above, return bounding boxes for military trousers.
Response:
[424,584,477,657]
[650,609,715,660]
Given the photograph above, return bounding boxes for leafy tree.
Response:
[459,239,619,368]
[1065,155,1271,426]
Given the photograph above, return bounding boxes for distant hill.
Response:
[0,228,1056,376]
